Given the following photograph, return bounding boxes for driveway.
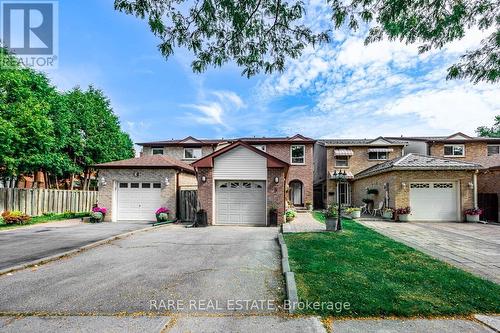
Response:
[359,221,500,284]
[0,219,153,270]
[0,225,283,314]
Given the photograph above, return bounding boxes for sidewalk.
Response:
[282,211,325,233]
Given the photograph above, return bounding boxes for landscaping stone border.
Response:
[0,224,170,276]
[277,232,298,314]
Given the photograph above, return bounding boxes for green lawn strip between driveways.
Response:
[284,213,500,317]
[0,212,90,231]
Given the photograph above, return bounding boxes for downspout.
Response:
[473,170,478,208]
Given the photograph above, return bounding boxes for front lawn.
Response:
[284,213,500,317]
[0,212,89,231]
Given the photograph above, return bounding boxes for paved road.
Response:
[0,225,283,314]
[359,221,500,283]
[0,220,153,270]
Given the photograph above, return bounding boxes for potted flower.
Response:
[269,204,278,226]
[396,207,411,222]
[383,208,394,220]
[324,205,338,231]
[155,207,171,222]
[345,207,361,219]
[285,209,297,222]
[90,206,107,223]
[305,201,313,211]
[464,208,482,222]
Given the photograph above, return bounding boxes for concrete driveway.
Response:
[0,219,153,270]
[359,221,500,284]
[0,225,283,314]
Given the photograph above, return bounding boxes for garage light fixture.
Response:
[201,176,207,183]
[401,182,407,190]
[164,177,170,186]
[100,177,107,186]
[468,182,474,189]
[274,177,279,184]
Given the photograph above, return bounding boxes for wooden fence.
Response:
[0,189,98,216]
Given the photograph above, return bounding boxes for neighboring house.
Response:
[315,137,407,209]
[138,134,315,209]
[94,155,196,222]
[387,133,500,222]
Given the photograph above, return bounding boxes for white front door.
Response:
[215,180,266,225]
[409,182,458,221]
[117,182,163,221]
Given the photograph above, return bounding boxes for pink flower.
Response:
[155,207,170,215]
[92,206,107,214]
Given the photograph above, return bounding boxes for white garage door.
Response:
[117,182,163,221]
[409,182,458,221]
[215,181,266,225]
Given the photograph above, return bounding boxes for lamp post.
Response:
[332,170,347,231]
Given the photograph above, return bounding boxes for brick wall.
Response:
[178,173,197,187]
[266,143,314,205]
[429,142,488,162]
[98,168,178,222]
[477,169,500,222]
[196,168,213,225]
[267,168,286,225]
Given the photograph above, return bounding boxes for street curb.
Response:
[278,232,298,314]
[0,224,169,276]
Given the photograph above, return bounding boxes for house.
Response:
[387,133,500,222]
[94,155,196,222]
[137,134,315,209]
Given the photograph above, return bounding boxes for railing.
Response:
[0,189,98,216]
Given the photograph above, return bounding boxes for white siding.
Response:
[214,146,267,180]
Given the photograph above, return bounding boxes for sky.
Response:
[41,0,499,144]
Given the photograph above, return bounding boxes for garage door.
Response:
[117,182,163,221]
[215,181,266,225]
[409,182,458,221]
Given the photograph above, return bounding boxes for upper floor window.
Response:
[152,148,164,155]
[335,156,349,167]
[488,145,500,156]
[252,144,266,152]
[444,144,464,157]
[368,151,388,160]
[291,145,305,164]
[183,147,202,160]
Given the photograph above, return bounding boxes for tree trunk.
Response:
[70,173,75,190]
[55,175,60,190]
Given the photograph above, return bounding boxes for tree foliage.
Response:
[477,115,500,137]
[115,0,499,83]
[0,48,134,186]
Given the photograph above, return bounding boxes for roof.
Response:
[192,140,289,169]
[474,155,500,169]
[94,155,195,174]
[319,136,407,146]
[354,153,483,179]
[137,134,315,146]
[386,132,500,143]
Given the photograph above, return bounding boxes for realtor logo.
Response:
[1,0,58,68]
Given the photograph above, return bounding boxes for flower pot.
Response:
[350,210,361,218]
[286,216,295,223]
[326,218,337,231]
[383,211,393,219]
[398,214,410,222]
[466,214,480,222]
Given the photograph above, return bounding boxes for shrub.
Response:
[1,211,31,225]
[90,211,104,222]
[157,213,170,221]
[285,209,297,221]
[396,207,411,215]
[345,207,361,213]
[464,208,482,215]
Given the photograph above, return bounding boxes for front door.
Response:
[289,181,303,206]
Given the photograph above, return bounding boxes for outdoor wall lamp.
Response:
[401,182,407,190]
[274,177,279,184]
[201,176,207,183]
[100,177,107,186]
[164,177,170,186]
[468,182,474,189]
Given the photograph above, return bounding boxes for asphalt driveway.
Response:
[0,219,153,270]
[359,221,500,284]
[0,225,283,314]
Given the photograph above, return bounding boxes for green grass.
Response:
[285,212,500,317]
[0,212,89,231]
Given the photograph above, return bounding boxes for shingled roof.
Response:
[319,137,407,146]
[355,153,483,179]
[94,155,195,174]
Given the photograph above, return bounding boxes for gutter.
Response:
[473,170,478,208]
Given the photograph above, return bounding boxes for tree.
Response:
[477,115,500,137]
[114,0,499,83]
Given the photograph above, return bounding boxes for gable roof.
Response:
[355,153,483,179]
[137,134,315,146]
[192,141,289,169]
[386,134,500,143]
[94,155,195,174]
[319,137,407,146]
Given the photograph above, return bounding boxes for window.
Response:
[152,148,164,155]
[252,144,266,152]
[335,156,349,167]
[488,145,500,156]
[368,151,388,160]
[119,183,128,188]
[153,183,162,189]
[444,144,465,157]
[130,183,139,188]
[291,145,305,164]
[141,183,151,188]
[183,147,202,160]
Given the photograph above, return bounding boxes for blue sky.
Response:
[43,0,499,144]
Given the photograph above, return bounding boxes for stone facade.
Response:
[429,142,488,162]
[98,168,179,222]
[352,170,475,221]
[266,143,314,206]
